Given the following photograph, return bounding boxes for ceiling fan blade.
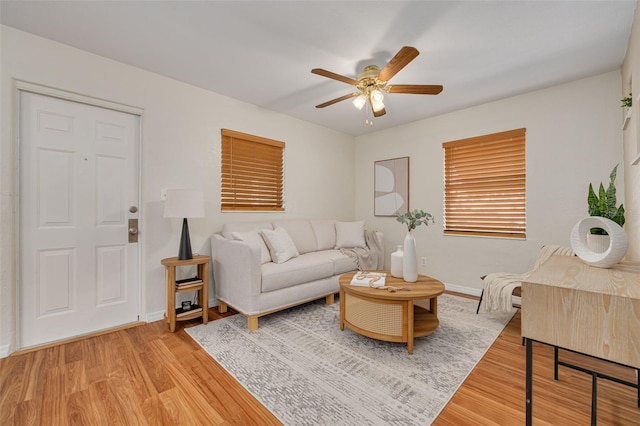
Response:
[315,93,360,108]
[372,106,387,117]
[378,46,420,82]
[387,84,443,95]
[311,68,358,86]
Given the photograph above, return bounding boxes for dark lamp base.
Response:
[178,218,193,260]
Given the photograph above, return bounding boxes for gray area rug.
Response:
[186,294,514,425]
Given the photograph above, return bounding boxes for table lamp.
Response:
[163,189,205,260]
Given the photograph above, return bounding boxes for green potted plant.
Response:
[621,93,632,109]
[587,164,625,249]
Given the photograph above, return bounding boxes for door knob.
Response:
[129,206,138,213]
[128,218,139,243]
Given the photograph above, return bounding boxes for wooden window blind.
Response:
[221,129,284,211]
[442,128,526,238]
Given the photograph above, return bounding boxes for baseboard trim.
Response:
[0,344,11,358]
[145,310,165,322]
[444,283,481,297]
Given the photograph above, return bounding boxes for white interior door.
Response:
[19,91,140,349]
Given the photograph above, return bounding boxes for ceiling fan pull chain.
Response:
[365,104,374,126]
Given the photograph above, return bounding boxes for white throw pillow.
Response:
[231,230,271,264]
[260,227,300,264]
[335,220,366,248]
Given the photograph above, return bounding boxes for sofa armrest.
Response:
[210,236,263,305]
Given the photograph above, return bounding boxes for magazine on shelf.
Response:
[176,276,203,287]
[350,271,386,287]
[176,304,202,317]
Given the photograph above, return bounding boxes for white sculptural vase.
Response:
[570,217,628,268]
[402,231,418,282]
[390,245,404,278]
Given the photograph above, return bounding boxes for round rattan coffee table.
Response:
[339,271,445,354]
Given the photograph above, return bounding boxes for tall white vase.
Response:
[390,245,404,278]
[402,231,418,282]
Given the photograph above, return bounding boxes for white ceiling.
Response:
[1,1,636,136]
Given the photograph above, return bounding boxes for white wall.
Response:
[355,71,625,291]
[0,26,355,354]
[622,2,640,261]
[1,21,635,356]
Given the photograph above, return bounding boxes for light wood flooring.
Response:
[1,294,639,425]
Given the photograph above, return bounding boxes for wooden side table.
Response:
[161,255,210,332]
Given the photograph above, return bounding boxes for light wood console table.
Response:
[522,255,640,425]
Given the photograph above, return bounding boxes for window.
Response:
[442,128,526,238]
[221,129,284,211]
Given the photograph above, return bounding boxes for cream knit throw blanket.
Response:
[340,229,384,271]
[482,245,574,312]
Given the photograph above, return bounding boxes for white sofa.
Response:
[210,219,384,331]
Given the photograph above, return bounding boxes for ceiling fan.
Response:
[311,46,443,119]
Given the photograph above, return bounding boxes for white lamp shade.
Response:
[352,95,367,110]
[163,189,205,218]
[370,90,385,112]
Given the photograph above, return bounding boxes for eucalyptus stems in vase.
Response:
[396,209,434,282]
[396,209,435,231]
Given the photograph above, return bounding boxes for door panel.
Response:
[20,91,140,348]
[37,248,74,316]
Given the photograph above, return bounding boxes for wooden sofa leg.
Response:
[326,294,335,305]
[218,301,228,313]
[247,315,258,332]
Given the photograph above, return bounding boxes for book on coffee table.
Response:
[350,272,386,287]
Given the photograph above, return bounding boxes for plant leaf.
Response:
[612,205,625,227]
[587,183,599,215]
[597,183,607,216]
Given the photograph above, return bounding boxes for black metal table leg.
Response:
[526,337,532,426]
[591,372,597,426]
[476,289,484,314]
[554,346,559,380]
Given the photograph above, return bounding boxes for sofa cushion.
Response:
[231,230,271,264]
[335,220,366,248]
[307,250,358,275]
[272,219,317,254]
[221,221,273,239]
[261,255,334,292]
[261,227,299,264]
[310,219,337,251]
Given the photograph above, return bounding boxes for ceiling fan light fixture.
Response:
[352,94,367,110]
[370,89,385,112]
[311,46,443,119]
[372,101,385,113]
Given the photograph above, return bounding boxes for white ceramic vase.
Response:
[402,231,418,282]
[390,245,404,278]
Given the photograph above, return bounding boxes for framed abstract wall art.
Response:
[374,157,409,216]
